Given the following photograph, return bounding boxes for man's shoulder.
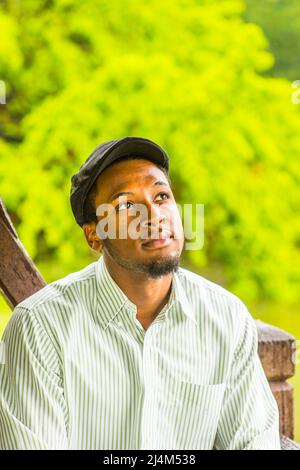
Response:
[177,264,246,309]
[177,266,256,352]
[16,261,98,313]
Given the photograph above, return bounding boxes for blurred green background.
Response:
[0,0,299,441]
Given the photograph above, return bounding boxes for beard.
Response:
[102,239,180,279]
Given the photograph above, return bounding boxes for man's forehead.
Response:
[96,161,169,199]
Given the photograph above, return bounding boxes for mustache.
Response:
[139,223,173,239]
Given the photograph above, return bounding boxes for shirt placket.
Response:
[122,299,173,449]
[143,308,173,448]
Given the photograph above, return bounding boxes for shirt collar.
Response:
[95,255,198,330]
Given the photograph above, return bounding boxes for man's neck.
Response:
[102,254,173,327]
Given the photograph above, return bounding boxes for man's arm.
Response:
[0,305,68,449]
[214,303,281,450]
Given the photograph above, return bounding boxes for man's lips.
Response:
[141,233,174,249]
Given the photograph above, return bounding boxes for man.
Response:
[0,136,281,449]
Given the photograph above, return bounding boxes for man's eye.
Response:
[116,201,133,211]
[156,192,169,201]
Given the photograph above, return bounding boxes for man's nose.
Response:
[140,203,167,232]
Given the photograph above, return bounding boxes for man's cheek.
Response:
[172,213,184,241]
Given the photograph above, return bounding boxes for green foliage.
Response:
[244,0,300,80]
[0,0,300,303]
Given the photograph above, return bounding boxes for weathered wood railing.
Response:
[256,320,300,449]
[0,197,299,449]
[256,320,295,438]
[0,197,46,308]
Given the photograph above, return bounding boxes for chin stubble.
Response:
[102,240,180,278]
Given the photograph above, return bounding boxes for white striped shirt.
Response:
[0,255,281,449]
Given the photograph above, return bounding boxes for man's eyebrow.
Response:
[110,181,169,202]
[110,191,134,202]
[152,180,169,188]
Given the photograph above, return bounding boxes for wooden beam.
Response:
[256,319,296,439]
[0,197,46,308]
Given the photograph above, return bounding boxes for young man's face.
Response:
[89,158,184,277]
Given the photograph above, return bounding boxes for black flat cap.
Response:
[70,136,170,227]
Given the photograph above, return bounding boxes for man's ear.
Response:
[82,222,103,252]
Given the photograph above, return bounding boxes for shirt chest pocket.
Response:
[151,380,226,450]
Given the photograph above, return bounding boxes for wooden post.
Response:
[256,319,296,439]
[0,197,46,308]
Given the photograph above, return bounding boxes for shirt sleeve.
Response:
[0,305,69,449]
[214,303,282,450]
